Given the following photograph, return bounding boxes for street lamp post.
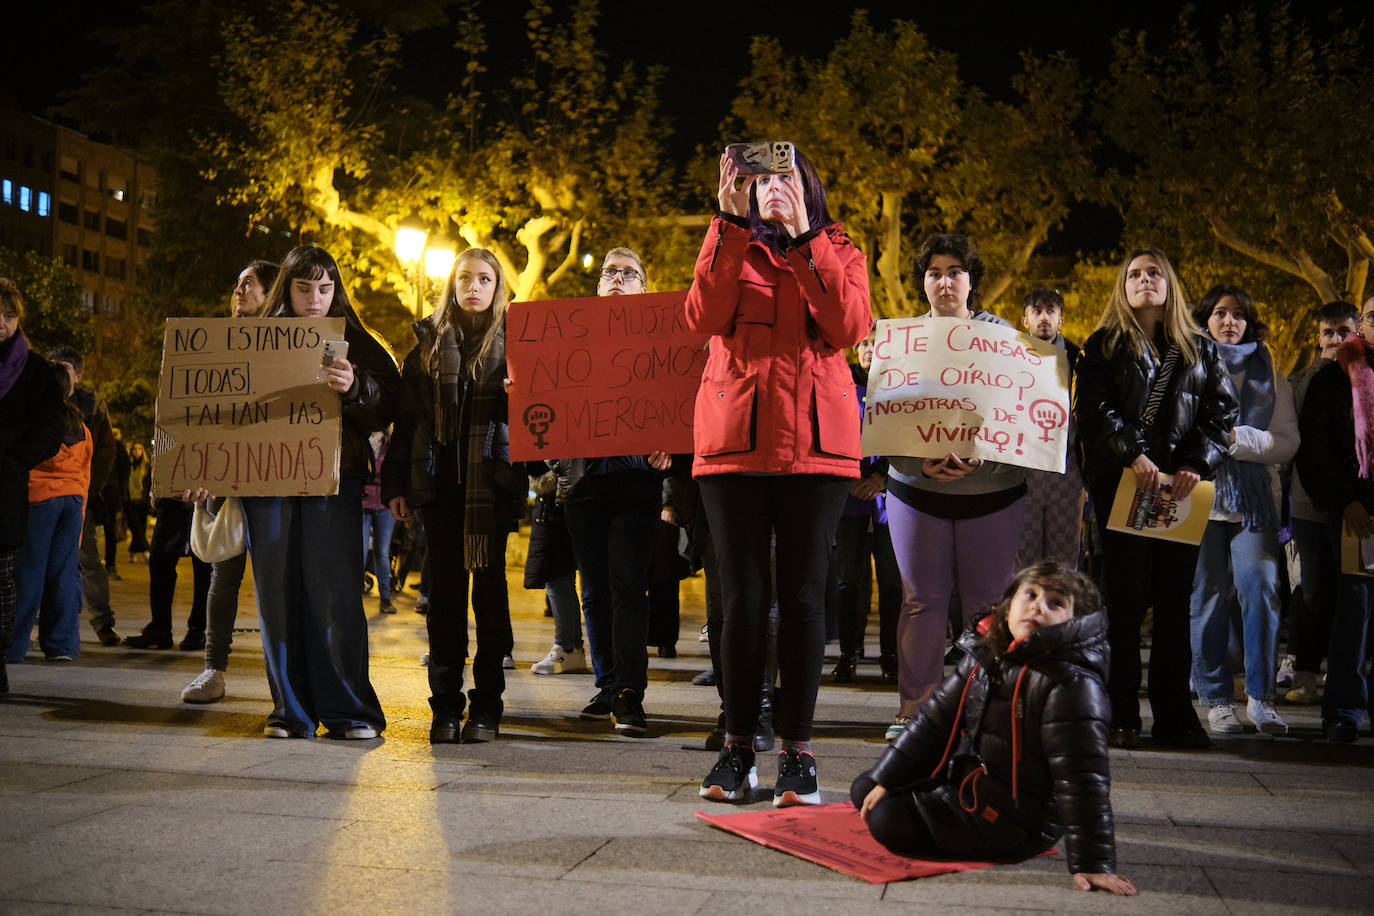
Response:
[394,217,428,320]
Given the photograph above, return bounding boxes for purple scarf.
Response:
[0,330,29,400]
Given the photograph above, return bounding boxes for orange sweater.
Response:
[29,424,93,508]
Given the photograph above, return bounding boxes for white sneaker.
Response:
[502,655,515,670]
[1275,654,1296,689]
[1284,670,1322,704]
[531,644,589,675]
[1207,703,1243,734]
[1247,697,1288,736]
[181,668,225,704]
[698,623,709,643]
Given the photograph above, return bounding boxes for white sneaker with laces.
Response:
[1275,654,1296,689]
[1284,670,1321,704]
[181,668,225,704]
[1207,703,1243,734]
[530,644,588,675]
[1247,697,1288,736]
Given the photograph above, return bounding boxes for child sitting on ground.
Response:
[851,561,1136,896]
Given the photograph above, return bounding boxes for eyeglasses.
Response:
[600,266,642,284]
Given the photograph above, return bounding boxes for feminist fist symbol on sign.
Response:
[1028,399,1068,442]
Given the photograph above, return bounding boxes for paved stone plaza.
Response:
[1,551,1371,914]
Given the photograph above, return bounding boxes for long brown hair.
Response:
[1094,247,1200,365]
[424,248,509,379]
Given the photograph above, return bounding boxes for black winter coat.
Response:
[0,342,65,550]
[870,611,1118,875]
[1074,328,1236,488]
[381,317,523,512]
[338,321,401,480]
[1296,358,1372,518]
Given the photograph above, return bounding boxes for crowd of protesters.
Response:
[4,145,1372,896]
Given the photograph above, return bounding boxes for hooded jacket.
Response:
[869,610,1118,875]
[0,340,65,550]
[1074,327,1237,487]
[685,214,871,478]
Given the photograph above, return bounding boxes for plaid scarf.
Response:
[430,320,506,570]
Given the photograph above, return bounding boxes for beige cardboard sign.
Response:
[151,317,345,497]
[860,317,1071,473]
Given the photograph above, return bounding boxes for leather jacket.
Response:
[871,611,1119,875]
[1074,327,1237,487]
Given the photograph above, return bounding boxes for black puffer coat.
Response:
[870,611,1118,875]
[1074,327,1236,487]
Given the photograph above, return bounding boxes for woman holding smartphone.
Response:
[690,148,870,806]
[1074,248,1235,749]
[383,248,523,743]
[243,245,399,739]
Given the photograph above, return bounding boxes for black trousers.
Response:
[1090,476,1202,734]
[699,473,849,743]
[421,490,512,719]
[148,499,209,634]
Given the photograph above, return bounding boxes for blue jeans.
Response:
[1324,518,1371,726]
[10,495,84,662]
[547,573,583,650]
[565,496,658,695]
[1190,521,1282,704]
[361,508,395,601]
[242,477,385,736]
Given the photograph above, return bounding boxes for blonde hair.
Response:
[1094,247,1200,365]
[425,248,509,378]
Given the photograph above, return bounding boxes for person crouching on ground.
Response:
[852,561,1136,897]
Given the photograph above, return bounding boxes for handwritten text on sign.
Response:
[860,317,1070,473]
[506,291,707,460]
[151,317,345,497]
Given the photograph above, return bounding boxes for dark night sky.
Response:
[14,0,1368,256]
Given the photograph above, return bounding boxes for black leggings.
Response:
[698,474,848,742]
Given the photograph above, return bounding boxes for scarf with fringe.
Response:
[1213,340,1277,529]
[1337,335,1374,479]
[431,319,505,569]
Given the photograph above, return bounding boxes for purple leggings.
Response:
[887,496,1024,716]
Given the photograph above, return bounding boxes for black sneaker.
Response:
[580,689,614,720]
[773,748,820,807]
[699,743,757,802]
[612,688,648,736]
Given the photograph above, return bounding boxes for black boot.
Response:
[753,683,775,753]
[879,653,898,685]
[830,653,857,683]
[462,691,503,743]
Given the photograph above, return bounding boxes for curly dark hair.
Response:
[980,561,1102,656]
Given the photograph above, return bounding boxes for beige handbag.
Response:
[191,496,247,563]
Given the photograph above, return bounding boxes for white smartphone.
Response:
[321,338,349,366]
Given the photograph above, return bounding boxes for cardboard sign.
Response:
[505,290,707,460]
[151,317,345,498]
[696,803,1054,884]
[1339,528,1374,577]
[861,317,1071,473]
[1105,469,1214,545]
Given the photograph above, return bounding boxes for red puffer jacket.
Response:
[685,215,871,477]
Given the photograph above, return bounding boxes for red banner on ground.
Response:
[696,802,1055,884]
[506,291,708,460]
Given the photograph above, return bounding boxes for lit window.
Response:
[19,186,32,211]
[1,179,10,204]
[37,192,50,217]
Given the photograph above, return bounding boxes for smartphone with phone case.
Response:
[724,140,796,175]
[318,338,349,381]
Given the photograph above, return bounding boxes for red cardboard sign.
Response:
[696,802,1055,884]
[506,291,708,460]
